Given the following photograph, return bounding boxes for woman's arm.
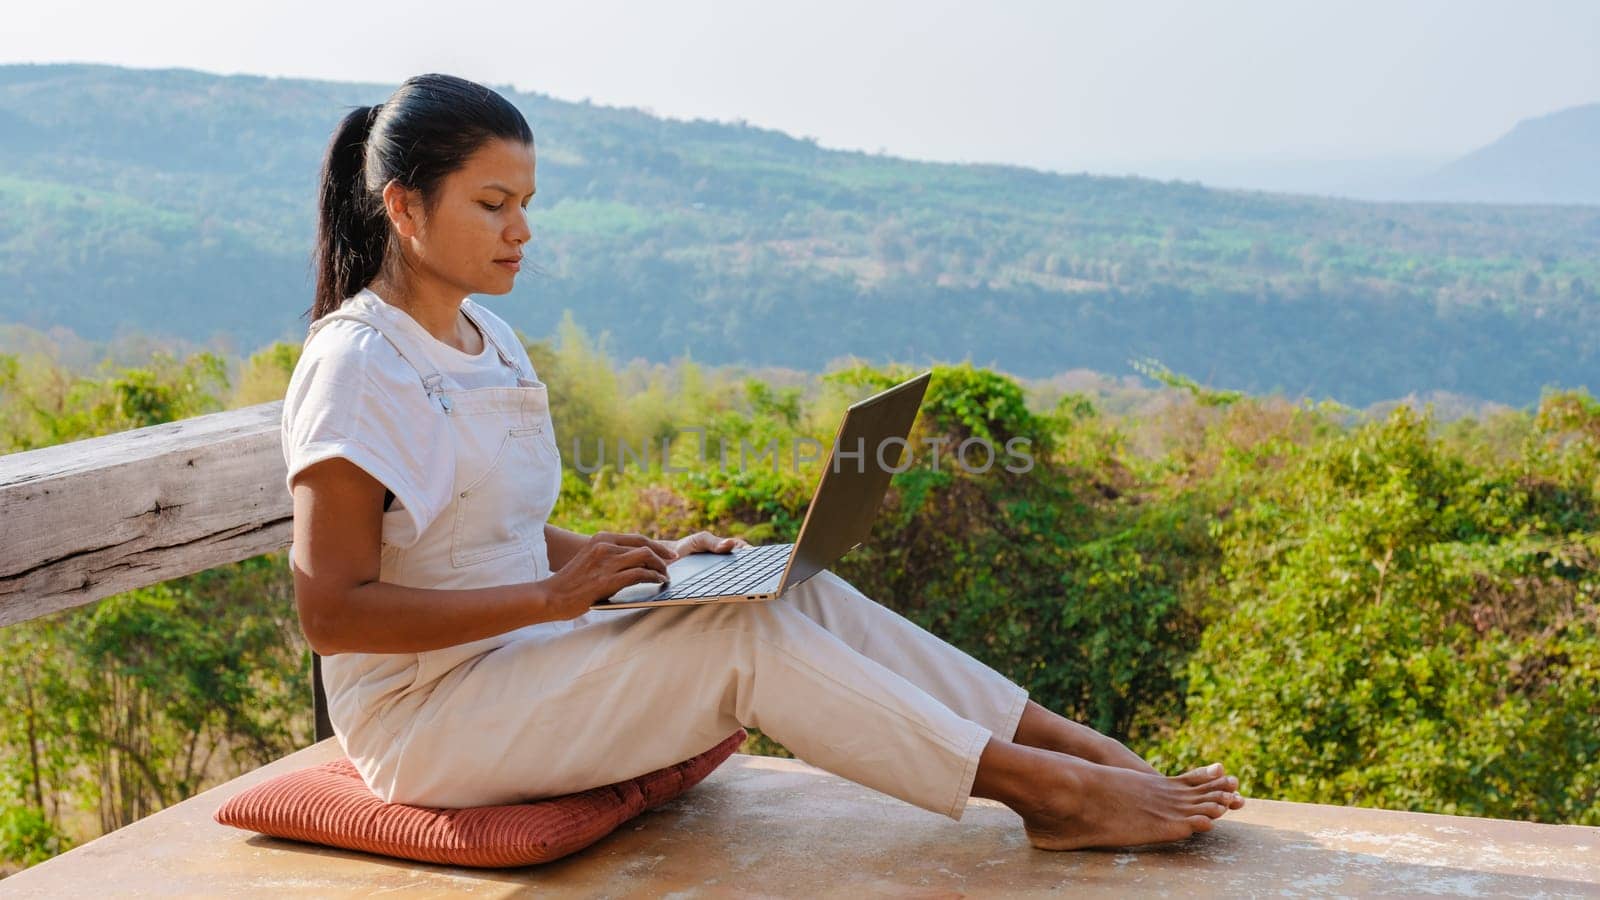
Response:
[544,523,590,572]
[291,457,674,655]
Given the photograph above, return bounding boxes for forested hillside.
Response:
[1,64,1597,405]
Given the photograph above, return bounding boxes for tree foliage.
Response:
[1152,402,1600,823]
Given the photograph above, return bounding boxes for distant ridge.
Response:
[0,64,1596,406]
[1410,102,1600,206]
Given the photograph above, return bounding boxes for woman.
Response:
[283,73,1243,851]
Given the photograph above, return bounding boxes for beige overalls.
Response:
[301,301,1029,821]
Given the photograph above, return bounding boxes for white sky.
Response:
[5,0,1599,170]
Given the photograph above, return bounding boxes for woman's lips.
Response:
[495,259,521,272]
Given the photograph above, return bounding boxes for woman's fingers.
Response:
[685,531,750,554]
[679,530,715,553]
[616,566,669,587]
[594,531,678,561]
[593,530,751,565]
[614,544,671,576]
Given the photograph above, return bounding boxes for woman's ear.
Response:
[381,180,424,238]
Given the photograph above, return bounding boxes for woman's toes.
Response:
[1230,792,1246,809]
[1195,801,1228,819]
[1179,763,1226,785]
[1185,814,1216,833]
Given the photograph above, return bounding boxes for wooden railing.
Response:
[0,400,333,738]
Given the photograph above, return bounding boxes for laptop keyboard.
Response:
[652,543,793,600]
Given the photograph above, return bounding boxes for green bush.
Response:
[1154,405,1600,822]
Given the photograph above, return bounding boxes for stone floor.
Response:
[7,739,1600,897]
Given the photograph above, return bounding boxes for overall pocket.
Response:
[450,424,544,568]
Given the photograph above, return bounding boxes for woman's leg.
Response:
[380,596,1241,849]
[780,570,1029,744]
[770,574,1248,841]
[1012,701,1165,774]
[783,571,1205,779]
[386,597,1003,820]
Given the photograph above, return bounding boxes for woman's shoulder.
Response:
[281,312,455,544]
[296,314,415,386]
[284,315,435,434]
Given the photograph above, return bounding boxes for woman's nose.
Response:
[508,209,532,244]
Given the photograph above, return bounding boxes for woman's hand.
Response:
[671,530,753,557]
[538,531,679,620]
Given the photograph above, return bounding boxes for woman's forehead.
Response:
[458,138,537,192]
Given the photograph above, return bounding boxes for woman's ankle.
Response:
[970,737,1082,819]
[1014,702,1094,756]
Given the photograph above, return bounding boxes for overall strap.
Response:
[306,307,454,413]
[306,307,449,513]
[461,303,528,380]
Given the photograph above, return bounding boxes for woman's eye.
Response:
[481,201,503,212]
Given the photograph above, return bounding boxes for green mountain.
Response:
[0,63,1596,405]
[1412,102,1600,206]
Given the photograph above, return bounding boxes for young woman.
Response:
[283,73,1244,851]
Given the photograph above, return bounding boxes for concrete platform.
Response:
[6,739,1600,897]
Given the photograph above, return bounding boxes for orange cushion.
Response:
[214,728,746,868]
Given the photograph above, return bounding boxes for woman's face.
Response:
[396,137,537,296]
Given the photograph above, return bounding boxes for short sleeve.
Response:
[281,321,454,549]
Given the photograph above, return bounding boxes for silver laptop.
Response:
[590,370,932,610]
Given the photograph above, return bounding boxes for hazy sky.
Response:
[6,0,1599,171]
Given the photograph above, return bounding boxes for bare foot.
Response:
[1013,701,1166,779]
[1011,703,1247,810]
[1020,758,1242,851]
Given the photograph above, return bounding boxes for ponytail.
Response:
[310,104,387,322]
[305,76,534,325]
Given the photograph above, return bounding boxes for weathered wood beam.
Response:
[0,402,291,626]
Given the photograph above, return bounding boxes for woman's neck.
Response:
[368,271,481,354]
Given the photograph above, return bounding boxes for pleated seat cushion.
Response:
[215,728,746,868]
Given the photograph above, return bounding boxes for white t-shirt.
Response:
[281,288,538,550]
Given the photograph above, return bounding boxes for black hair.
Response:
[309,73,534,322]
